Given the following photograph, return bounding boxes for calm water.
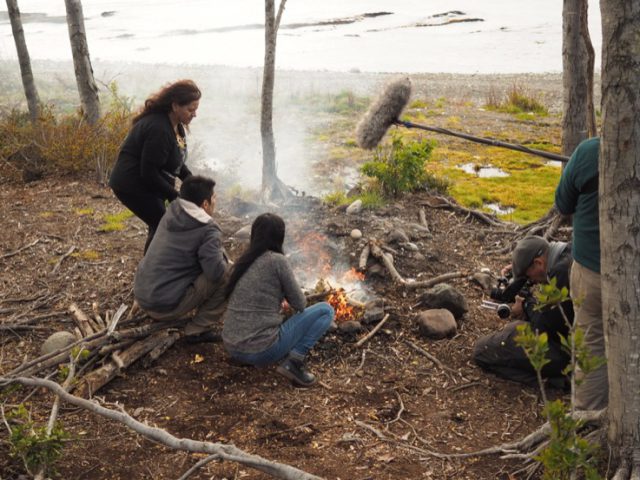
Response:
[0,0,602,73]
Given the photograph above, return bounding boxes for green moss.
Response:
[426,146,561,223]
[98,210,133,233]
[409,99,428,109]
[75,208,94,216]
[72,250,100,261]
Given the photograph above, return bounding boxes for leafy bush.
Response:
[0,82,133,183]
[361,135,443,197]
[7,404,69,476]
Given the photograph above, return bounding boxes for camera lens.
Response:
[496,304,511,319]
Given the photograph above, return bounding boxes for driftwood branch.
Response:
[0,377,324,480]
[1,238,41,259]
[423,196,505,227]
[355,314,390,347]
[69,302,97,336]
[358,244,370,271]
[50,245,76,275]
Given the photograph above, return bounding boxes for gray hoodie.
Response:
[134,198,228,312]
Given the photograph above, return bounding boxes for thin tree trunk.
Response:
[64,0,100,125]
[561,0,596,156]
[261,0,278,195]
[260,0,287,199]
[599,0,640,476]
[6,0,40,123]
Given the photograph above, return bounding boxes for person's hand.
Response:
[510,296,525,318]
[500,264,513,277]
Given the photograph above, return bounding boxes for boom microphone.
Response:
[355,78,569,163]
[356,77,411,150]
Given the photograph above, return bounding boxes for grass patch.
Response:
[98,210,133,232]
[485,83,548,118]
[75,208,94,216]
[73,250,101,261]
[428,146,561,223]
[323,189,385,210]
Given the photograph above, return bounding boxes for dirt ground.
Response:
[0,168,571,479]
[0,69,579,479]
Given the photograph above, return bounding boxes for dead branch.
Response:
[368,241,406,284]
[1,238,41,259]
[50,245,76,275]
[404,340,456,375]
[0,376,324,480]
[419,208,428,228]
[403,271,465,290]
[423,196,505,227]
[177,454,221,480]
[358,244,370,271]
[75,330,178,397]
[143,331,181,367]
[69,302,97,336]
[355,314,390,347]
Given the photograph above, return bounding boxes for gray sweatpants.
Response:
[144,273,227,336]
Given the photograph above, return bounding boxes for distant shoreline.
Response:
[2,59,599,113]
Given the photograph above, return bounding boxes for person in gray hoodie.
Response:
[134,175,228,343]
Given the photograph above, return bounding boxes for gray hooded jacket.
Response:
[134,198,227,312]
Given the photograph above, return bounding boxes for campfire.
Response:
[327,287,363,323]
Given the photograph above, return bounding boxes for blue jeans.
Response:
[229,302,334,367]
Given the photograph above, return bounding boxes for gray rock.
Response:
[413,252,426,262]
[416,309,457,339]
[233,224,252,241]
[418,283,468,319]
[472,272,494,291]
[346,199,363,215]
[402,242,419,252]
[338,320,363,333]
[41,331,77,355]
[350,228,363,239]
[362,305,385,324]
[387,229,410,244]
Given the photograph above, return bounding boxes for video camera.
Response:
[481,273,533,319]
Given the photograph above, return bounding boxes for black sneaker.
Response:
[184,331,222,344]
[276,357,317,387]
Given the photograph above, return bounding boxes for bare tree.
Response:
[561,0,596,156]
[64,0,100,124]
[6,0,40,123]
[260,0,289,200]
[599,1,640,478]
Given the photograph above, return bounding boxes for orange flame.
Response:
[327,288,362,323]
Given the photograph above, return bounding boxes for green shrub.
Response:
[7,404,69,476]
[0,81,133,183]
[361,135,438,197]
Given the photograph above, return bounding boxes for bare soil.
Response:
[0,173,569,480]
[0,72,573,480]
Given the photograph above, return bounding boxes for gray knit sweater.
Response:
[222,251,307,353]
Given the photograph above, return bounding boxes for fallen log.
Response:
[75,330,177,397]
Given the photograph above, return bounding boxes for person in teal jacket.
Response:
[555,136,607,410]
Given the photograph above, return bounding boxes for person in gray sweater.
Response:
[134,175,229,343]
[222,213,334,387]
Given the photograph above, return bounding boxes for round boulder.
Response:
[416,309,457,339]
[418,283,468,320]
[41,331,77,355]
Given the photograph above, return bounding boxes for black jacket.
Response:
[525,242,574,343]
[109,113,192,200]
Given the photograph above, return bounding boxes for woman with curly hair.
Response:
[109,79,201,253]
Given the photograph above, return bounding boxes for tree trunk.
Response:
[6,0,40,123]
[599,0,640,477]
[64,0,100,125]
[260,0,288,200]
[561,0,596,156]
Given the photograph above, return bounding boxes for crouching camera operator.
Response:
[473,236,574,388]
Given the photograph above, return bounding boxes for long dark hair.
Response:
[225,213,286,298]
[132,79,201,124]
